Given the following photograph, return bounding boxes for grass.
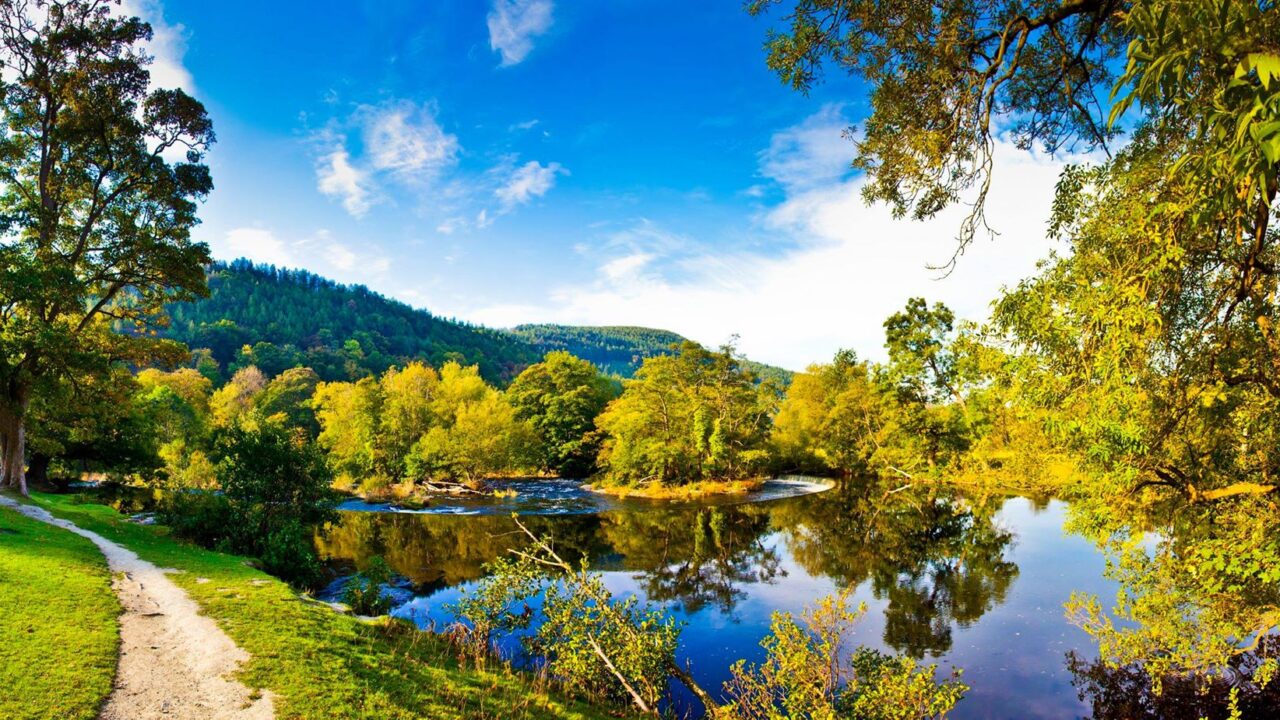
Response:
[26,492,622,720]
[0,500,119,720]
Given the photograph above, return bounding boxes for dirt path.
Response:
[0,496,275,720]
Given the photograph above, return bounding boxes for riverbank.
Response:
[587,477,767,500]
[12,492,623,720]
[0,500,119,720]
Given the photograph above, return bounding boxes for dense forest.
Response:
[162,261,541,383]
[510,324,689,376]
[161,263,790,386]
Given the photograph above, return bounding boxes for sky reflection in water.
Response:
[318,481,1116,719]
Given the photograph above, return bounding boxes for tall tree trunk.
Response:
[0,389,30,496]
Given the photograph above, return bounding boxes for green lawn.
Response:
[0,500,119,720]
[28,492,620,720]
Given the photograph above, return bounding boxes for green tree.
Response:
[0,0,214,495]
[771,349,880,476]
[750,0,1280,686]
[256,367,321,437]
[877,299,974,475]
[208,420,336,587]
[136,368,213,441]
[210,365,267,428]
[406,387,536,486]
[313,376,381,487]
[377,361,440,473]
[507,351,616,477]
[27,367,159,485]
[135,367,215,488]
[596,342,777,487]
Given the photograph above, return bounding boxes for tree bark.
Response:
[0,389,30,496]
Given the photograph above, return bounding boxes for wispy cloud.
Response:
[313,100,460,218]
[758,104,854,193]
[466,110,1072,370]
[495,160,565,210]
[316,147,374,217]
[487,0,554,66]
[361,100,460,181]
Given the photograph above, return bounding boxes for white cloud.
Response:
[436,216,467,235]
[221,228,295,268]
[361,101,460,180]
[487,0,554,66]
[313,101,461,218]
[495,160,565,210]
[120,0,195,93]
[600,252,654,282]
[465,112,1073,371]
[316,147,374,217]
[758,104,854,192]
[475,209,493,229]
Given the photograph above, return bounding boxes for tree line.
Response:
[26,297,1008,499]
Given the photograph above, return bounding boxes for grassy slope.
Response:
[0,502,119,720]
[29,493,618,720]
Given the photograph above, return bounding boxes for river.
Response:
[316,478,1123,718]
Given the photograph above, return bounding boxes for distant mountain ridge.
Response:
[509,324,793,384]
[162,261,790,384]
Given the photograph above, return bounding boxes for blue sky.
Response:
[131,0,1066,370]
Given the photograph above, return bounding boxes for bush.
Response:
[259,518,326,588]
[162,417,337,588]
[341,556,394,616]
[719,591,967,720]
[158,491,234,547]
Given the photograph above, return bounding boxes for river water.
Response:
[317,479,1117,718]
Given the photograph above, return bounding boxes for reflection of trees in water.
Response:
[316,513,605,590]
[317,505,782,613]
[599,506,783,614]
[772,481,1019,657]
[1067,639,1280,720]
[1063,491,1280,699]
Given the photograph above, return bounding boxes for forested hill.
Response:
[509,324,793,384]
[163,260,539,383]
[163,262,790,385]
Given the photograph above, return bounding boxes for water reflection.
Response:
[1068,639,1280,720]
[318,480,1022,664]
[598,507,783,614]
[771,486,1019,657]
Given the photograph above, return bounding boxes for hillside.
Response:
[163,260,539,383]
[509,324,792,384]
[163,262,789,385]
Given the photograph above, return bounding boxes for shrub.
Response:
[162,417,337,588]
[342,556,394,616]
[158,491,234,548]
[719,590,967,720]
